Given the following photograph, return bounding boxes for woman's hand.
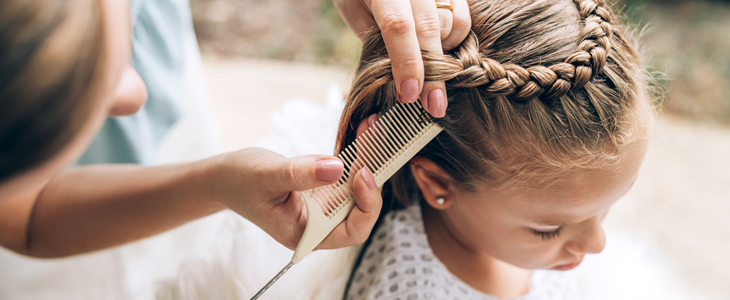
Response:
[209,148,382,250]
[335,0,471,118]
[207,117,385,251]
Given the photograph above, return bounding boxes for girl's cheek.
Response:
[534,237,567,262]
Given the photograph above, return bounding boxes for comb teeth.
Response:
[305,101,439,218]
[252,100,444,299]
[288,100,443,266]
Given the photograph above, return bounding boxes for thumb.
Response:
[277,155,344,192]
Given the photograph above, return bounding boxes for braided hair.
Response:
[337,0,652,205]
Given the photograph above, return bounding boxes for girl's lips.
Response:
[552,258,583,271]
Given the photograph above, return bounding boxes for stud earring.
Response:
[435,197,445,206]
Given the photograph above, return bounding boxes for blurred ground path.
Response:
[202,55,730,299]
[606,115,730,299]
[202,56,353,152]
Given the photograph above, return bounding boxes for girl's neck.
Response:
[421,203,533,299]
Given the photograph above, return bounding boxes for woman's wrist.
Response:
[185,155,229,214]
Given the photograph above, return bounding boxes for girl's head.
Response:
[338,0,653,270]
[0,0,145,191]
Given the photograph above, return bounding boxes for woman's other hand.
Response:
[335,0,471,118]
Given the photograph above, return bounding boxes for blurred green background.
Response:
[190,0,730,124]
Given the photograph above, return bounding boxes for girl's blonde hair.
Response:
[0,0,106,181]
[337,0,653,205]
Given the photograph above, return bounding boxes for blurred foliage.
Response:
[618,0,730,124]
[190,0,360,64]
[191,0,730,124]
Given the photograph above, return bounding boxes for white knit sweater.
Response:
[346,204,582,300]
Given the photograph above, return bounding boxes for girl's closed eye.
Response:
[531,227,563,240]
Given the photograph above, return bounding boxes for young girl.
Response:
[339,0,653,299]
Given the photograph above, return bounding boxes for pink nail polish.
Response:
[315,159,344,181]
[401,79,419,103]
[428,89,446,118]
[367,114,378,128]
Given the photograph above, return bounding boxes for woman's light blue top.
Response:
[76,0,187,165]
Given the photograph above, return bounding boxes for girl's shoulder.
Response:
[346,205,449,299]
[346,205,582,300]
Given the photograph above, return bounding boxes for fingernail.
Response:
[361,168,377,189]
[428,89,446,118]
[401,79,419,103]
[315,159,343,181]
[367,114,378,128]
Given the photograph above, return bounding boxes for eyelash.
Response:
[532,227,563,240]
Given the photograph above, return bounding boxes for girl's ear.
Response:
[409,157,456,210]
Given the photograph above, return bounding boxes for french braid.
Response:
[338,0,650,198]
[350,0,615,106]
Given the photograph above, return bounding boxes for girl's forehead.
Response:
[489,140,648,224]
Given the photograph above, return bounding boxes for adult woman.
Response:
[0,0,469,258]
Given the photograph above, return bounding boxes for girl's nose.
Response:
[565,218,606,255]
[109,66,147,116]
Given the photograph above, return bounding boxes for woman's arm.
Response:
[0,147,381,258]
[23,161,218,257]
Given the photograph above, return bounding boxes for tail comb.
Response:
[251,100,443,299]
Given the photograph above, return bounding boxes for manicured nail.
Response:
[315,159,344,181]
[367,114,378,128]
[401,79,419,103]
[361,168,377,189]
[428,89,446,118]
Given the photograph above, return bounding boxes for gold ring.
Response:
[435,2,454,11]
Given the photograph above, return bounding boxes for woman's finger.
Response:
[441,0,471,51]
[436,1,453,41]
[370,0,422,104]
[319,168,382,248]
[356,114,379,139]
[411,0,447,118]
[270,154,344,192]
